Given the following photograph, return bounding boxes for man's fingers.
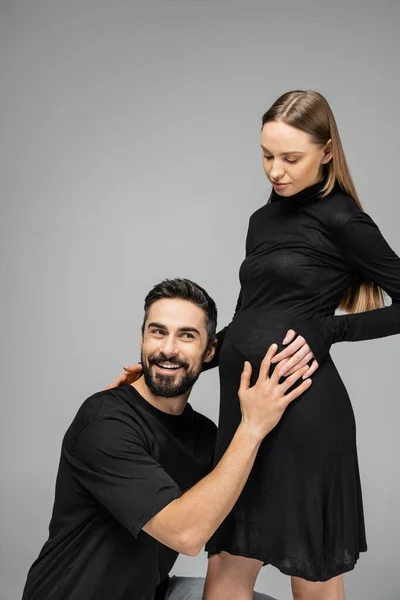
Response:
[270,357,290,384]
[239,361,252,393]
[258,344,278,381]
[123,364,140,372]
[282,377,312,406]
[281,365,309,392]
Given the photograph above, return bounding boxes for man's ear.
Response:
[321,138,333,164]
[203,338,218,363]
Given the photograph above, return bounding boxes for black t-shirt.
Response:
[22,384,217,600]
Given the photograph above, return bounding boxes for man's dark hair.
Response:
[142,278,217,344]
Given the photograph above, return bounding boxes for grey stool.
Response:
[165,576,278,600]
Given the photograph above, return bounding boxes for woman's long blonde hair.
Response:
[261,90,384,313]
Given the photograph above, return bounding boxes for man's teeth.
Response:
[158,363,181,370]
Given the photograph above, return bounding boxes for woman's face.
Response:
[261,121,332,196]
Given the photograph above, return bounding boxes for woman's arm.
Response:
[295,208,400,365]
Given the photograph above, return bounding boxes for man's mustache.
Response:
[147,353,189,369]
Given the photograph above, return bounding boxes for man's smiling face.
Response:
[140,298,214,398]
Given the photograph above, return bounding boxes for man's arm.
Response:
[143,346,312,556]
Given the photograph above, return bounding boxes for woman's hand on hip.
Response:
[270,329,319,379]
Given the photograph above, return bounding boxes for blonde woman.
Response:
[113,91,400,600]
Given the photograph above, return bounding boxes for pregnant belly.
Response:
[216,326,355,466]
[228,308,296,365]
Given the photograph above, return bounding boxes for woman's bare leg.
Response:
[291,574,345,600]
[203,552,346,600]
[203,552,263,600]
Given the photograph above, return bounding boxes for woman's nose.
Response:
[270,161,284,180]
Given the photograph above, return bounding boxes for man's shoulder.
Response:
[58,387,159,468]
[73,386,135,424]
[64,386,144,450]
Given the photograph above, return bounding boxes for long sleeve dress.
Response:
[204,178,400,582]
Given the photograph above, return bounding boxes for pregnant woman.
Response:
[112,90,400,600]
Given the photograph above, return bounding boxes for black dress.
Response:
[204,179,400,581]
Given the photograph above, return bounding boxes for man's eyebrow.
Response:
[147,322,166,330]
[261,145,305,156]
[147,322,200,335]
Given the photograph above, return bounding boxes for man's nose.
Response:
[160,335,179,357]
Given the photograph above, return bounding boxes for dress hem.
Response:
[205,545,368,582]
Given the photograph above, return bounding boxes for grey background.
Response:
[1,1,399,599]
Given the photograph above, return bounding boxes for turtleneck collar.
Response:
[270,177,338,208]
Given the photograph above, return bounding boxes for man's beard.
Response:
[141,350,203,398]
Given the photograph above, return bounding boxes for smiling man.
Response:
[22,278,312,600]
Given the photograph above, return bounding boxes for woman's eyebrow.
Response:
[261,145,305,156]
